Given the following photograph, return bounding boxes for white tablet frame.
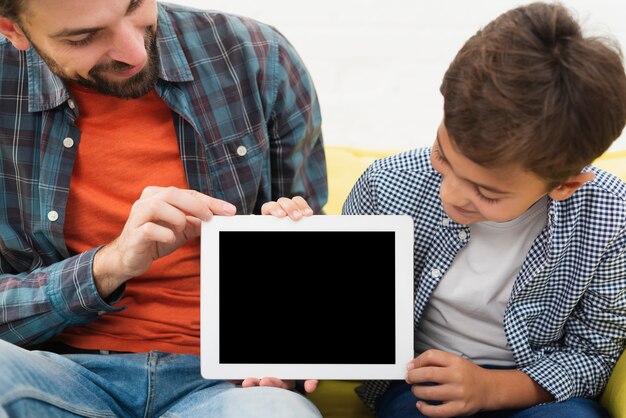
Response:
[200,214,414,380]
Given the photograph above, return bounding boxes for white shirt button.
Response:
[236,145,247,156]
[47,210,59,222]
[63,137,74,148]
[442,218,450,226]
[431,268,442,278]
[67,99,76,109]
[458,230,468,240]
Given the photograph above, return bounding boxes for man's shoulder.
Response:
[0,35,21,57]
[158,2,280,44]
[0,36,28,77]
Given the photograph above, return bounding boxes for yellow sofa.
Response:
[310,146,626,418]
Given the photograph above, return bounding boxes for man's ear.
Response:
[0,17,31,50]
[548,171,596,201]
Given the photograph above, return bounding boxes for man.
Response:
[0,0,326,416]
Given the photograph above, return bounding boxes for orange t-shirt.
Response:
[59,84,201,355]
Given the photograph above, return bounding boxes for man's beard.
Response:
[33,26,159,99]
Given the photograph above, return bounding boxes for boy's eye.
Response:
[434,143,501,204]
[433,146,447,164]
[476,189,500,204]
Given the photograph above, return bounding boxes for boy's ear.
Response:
[0,17,31,51]
[548,171,596,201]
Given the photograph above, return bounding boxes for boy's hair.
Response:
[441,1,626,188]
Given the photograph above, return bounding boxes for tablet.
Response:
[200,214,414,380]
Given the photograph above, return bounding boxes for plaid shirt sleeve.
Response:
[0,248,125,346]
[521,219,626,401]
[264,28,327,213]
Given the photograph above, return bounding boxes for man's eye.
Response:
[128,0,143,13]
[67,33,96,47]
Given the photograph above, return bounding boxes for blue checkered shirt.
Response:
[0,3,326,346]
[344,147,626,411]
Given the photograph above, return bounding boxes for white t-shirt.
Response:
[414,196,548,366]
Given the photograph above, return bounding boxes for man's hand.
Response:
[93,186,236,297]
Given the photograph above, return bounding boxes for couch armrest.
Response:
[601,349,626,418]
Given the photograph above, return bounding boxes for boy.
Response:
[341,2,626,417]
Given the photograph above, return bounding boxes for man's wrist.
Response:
[92,244,126,298]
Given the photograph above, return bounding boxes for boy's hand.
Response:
[240,377,319,393]
[261,196,314,220]
[406,349,490,417]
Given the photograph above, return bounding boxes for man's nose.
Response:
[106,24,148,69]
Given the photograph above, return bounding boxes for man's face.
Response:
[14,0,159,98]
[430,122,550,224]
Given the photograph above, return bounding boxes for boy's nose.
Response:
[439,176,471,208]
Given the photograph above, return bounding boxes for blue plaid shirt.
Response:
[345,147,626,406]
[0,3,326,346]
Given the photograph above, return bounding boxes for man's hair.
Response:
[0,0,23,20]
[441,1,626,187]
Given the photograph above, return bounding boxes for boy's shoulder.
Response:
[369,147,435,173]
[565,166,626,225]
[587,166,626,201]
[357,148,442,205]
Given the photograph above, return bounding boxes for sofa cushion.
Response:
[307,380,373,418]
[323,146,397,215]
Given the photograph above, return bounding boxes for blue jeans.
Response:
[0,340,321,418]
[376,381,610,418]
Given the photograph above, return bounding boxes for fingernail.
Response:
[223,203,237,214]
[292,211,302,219]
[304,208,314,215]
[406,361,414,370]
[273,208,286,216]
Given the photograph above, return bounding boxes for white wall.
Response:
[165,0,626,152]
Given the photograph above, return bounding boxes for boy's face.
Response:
[1,0,159,98]
[431,122,550,224]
